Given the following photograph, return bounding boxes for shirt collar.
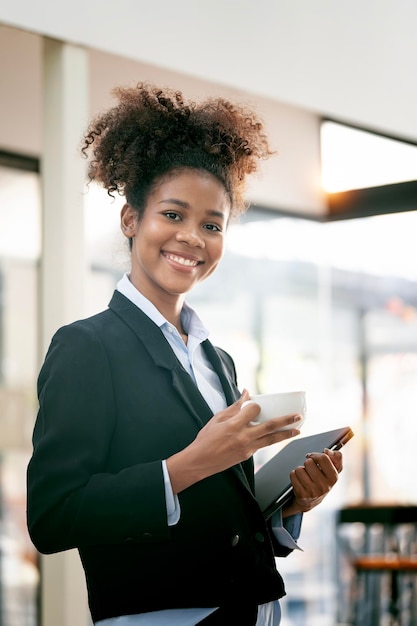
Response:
[116,273,209,341]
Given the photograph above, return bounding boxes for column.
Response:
[40,37,90,626]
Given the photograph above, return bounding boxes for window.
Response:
[0,163,40,626]
[321,120,417,193]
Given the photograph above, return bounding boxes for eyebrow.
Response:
[159,198,226,221]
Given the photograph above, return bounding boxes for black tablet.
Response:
[255,426,354,519]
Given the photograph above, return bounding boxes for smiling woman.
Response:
[120,170,229,327]
[27,83,343,626]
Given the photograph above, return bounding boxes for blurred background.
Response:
[0,2,416,624]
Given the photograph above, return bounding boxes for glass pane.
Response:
[0,165,40,625]
[321,121,417,192]
[188,210,417,624]
[83,182,126,316]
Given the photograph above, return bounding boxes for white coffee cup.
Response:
[241,391,306,431]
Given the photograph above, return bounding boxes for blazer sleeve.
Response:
[27,322,170,555]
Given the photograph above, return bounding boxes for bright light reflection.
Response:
[0,168,41,260]
[228,210,417,281]
[84,183,126,268]
[321,121,417,192]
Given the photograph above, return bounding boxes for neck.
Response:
[154,296,184,331]
[128,274,186,332]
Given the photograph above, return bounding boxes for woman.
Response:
[27,84,342,625]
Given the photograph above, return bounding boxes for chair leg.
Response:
[389,570,400,625]
[353,570,382,626]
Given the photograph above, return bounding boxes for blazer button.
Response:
[254,532,265,543]
[231,534,240,547]
[142,532,153,541]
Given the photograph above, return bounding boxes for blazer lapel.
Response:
[169,367,214,428]
[108,291,213,428]
[202,340,241,405]
[202,340,257,494]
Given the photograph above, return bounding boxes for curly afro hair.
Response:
[81,83,272,217]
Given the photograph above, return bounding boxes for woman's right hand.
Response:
[166,389,302,494]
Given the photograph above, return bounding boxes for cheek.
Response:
[216,239,226,261]
[134,222,162,252]
[207,239,225,268]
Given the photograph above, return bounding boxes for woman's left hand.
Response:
[282,448,343,517]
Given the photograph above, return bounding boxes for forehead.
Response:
[150,169,231,214]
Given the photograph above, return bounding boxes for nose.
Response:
[175,228,205,248]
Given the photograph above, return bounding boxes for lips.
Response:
[163,252,201,267]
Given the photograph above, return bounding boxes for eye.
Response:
[164,211,181,221]
[203,223,223,233]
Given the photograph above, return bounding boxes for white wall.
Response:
[1,0,417,142]
[0,27,42,155]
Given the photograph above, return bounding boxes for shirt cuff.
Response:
[270,508,303,551]
[162,460,181,526]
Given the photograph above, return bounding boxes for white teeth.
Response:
[166,254,198,267]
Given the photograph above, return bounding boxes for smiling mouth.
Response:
[164,253,200,267]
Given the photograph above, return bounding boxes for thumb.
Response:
[238,388,251,405]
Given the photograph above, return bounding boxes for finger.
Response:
[324,448,343,473]
[254,424,301,450]
[291,464,334,500]
[239,388,251,404]
[238,399,261,423]
[303,455,339,487]
[228,389,251,410]
[305,453,336,475]
[290,467,320,498]
[214,390,254,422]
[250,413,303,432]
[306,448,343,473]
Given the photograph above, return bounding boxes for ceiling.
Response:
[1,0,417,143]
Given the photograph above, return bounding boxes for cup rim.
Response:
[250,390,305,399]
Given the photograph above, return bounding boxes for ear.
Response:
[120,204,138,237]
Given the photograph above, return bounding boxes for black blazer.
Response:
[27,291,289,623]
